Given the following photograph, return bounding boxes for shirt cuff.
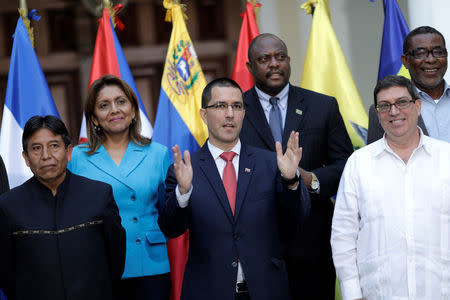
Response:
[288,183,298,190]
[176,184,192,208]
[340,277,363,300]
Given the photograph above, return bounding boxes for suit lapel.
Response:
[234,144,255,220]
[197,145,235,223]
[244,88,276,151]
[282,86,307,149]
[87,145,120,181]
[86,142,145,189]
[119,142,146,177]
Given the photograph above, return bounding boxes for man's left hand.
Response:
[276,131,302,179]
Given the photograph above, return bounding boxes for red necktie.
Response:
[220,151,237,215]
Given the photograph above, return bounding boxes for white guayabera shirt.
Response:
[331,130,450,300]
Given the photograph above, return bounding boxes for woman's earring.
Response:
[94,125,101,132]
[131,117,136,125]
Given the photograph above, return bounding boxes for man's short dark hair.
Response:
[247,33,288,62]
[22,115,71,153]
[373,75,420,106]
[201,78,243,108]
[403,26,446,54]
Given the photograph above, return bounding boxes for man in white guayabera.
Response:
[331,75,450,300]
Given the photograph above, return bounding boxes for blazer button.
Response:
[233,234,239,241]
[133,217,138,223]
[231,261,238,268]
[136,238,141,244]
[131,195,136,201]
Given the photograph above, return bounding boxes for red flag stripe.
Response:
[231,2,260,92]
[88,8,121,87]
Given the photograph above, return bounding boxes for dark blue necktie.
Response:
[269,97,283,142]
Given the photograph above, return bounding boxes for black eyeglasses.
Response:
[376,99,416,113]
[205,102,244,112]
[405,48,448,59]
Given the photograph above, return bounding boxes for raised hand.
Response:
[275,131,302,179]
[172,145,193,195]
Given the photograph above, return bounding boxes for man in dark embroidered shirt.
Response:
[0,115,126,300]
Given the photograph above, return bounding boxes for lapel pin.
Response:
[245,168,251,173]
[296,109,303,116]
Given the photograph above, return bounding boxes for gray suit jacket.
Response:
[367,104,428,144]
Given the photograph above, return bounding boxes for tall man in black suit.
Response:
[240,33,353,299]
[159,78,310,300]
[0,115,126,300]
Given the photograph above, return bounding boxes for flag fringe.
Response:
[18,8,34,48]
[163,0,188,23]
[247,0,261,18]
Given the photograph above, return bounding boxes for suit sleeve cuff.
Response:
[176,184,192,208]
[340,277,363,300]
[287,182,299,190]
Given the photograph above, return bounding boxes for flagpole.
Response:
[102,0,120,29]
[19,0,28,15]
[18,0,35,48]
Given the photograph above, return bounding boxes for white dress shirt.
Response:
[254,84,320,194]
[331,130,450,300]
[175,140,240,207]
[176,140,245,283]
[255,83,289,130]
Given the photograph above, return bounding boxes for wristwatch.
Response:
[309,172,319,192]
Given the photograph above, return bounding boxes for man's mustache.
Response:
[266,69,285,78]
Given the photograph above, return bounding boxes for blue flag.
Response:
[378,0,410,80]
[0,16,59,188]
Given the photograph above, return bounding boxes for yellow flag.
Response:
[301,0,368,149]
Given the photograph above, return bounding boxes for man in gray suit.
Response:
[367,26,449,144]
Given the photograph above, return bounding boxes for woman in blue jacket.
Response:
[69,75,171,299]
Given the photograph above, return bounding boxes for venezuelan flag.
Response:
[152,1,208,299]
[0,11,59,189]
[301,0,368,149]
[79,3,153,142]
[377,0,410,80]
[153,1,208,160]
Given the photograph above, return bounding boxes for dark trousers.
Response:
[235,281,250,300]
[235,292,251,300]
[287,258,335,300]
[119,273,171,300]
